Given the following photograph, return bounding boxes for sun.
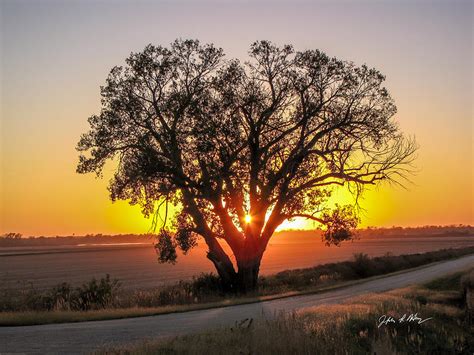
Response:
[245,214,252,224]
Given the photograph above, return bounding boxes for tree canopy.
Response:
[77,39,416,291]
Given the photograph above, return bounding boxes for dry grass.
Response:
[98,269,474,354]
[0,297,275,327]
[0,280,368,326]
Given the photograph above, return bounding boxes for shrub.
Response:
[73,274,120,310]
[191,273,223,295]
[46,282,75,310]
[352,253,375,278]
[40,275,120,311]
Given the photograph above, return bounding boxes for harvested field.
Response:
[1,231,473,291]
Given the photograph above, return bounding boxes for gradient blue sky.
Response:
[1,0,473,235]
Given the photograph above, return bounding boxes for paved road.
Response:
[1,254,473,354]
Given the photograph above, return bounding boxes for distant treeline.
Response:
[0,233,155,247]
[0,225,472,247]
[359,225,474,237]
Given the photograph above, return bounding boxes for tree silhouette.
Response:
[1,232,22,239]
[77,39,416,292]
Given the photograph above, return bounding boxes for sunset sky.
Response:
[1,0,473,236]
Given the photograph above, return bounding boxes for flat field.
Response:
[1,231,473,291]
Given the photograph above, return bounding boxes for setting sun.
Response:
[245,215,252,224]
[1,1,472,237]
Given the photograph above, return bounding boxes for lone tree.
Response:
[77,40,416,292]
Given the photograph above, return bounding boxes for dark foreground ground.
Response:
[1,254,473,354]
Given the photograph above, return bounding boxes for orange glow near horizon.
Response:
[1,1,472,236]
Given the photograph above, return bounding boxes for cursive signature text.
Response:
[378,313,433,328]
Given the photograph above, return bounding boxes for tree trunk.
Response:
[206,251,237,293]
[208,253,262,293]
[236,257,262,293]
[206,235,264,293]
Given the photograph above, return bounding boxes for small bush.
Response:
[46,282,75,310]
[73,274,120,310]
[117,273,224,309]
[191,273,223,295]
[352,253,375,278]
